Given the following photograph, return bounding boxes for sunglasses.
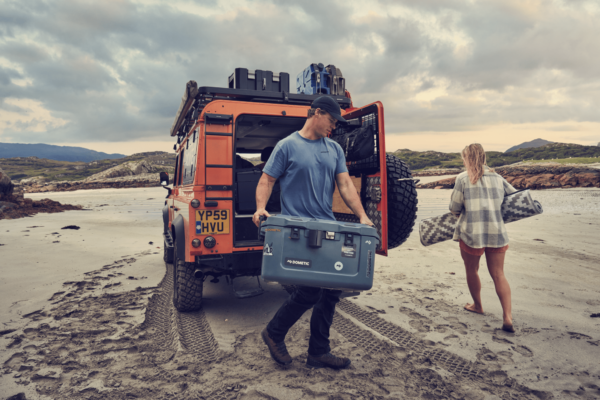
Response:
[322,112,337,128]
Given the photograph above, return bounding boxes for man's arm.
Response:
[253,172,277,227]
[335,172,374,226]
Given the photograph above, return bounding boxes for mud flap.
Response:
[163,231,174,263]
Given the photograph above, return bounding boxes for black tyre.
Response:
[163,238,173,263]
[386,154,418,249]
[172,240,203,312]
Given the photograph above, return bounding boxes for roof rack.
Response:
[170,82,352,137]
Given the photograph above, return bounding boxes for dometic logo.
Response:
[265,228,281,232]
[366,250,373,278]
[284,258,312,268]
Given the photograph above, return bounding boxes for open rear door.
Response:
[331,102,389,256]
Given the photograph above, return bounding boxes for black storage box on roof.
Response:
[260,216,379,291]
[229,68,290,92]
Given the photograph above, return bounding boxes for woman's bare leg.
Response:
[461,248,484,314]
[485,251,513,331]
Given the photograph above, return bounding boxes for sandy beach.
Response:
[1,185,599,399]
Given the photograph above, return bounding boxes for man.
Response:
[252,96,374,369]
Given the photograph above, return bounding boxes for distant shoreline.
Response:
[416,164,600,189]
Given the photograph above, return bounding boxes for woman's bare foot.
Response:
[502,324,515,333]
[464,303,484,314]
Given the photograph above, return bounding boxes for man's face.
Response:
[314,109,338,138]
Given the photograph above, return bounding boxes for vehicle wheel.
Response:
[386,154,418,249]
[163,237,173,264]
[172,240,203,312]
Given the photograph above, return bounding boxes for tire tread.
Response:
[386,155,418,249]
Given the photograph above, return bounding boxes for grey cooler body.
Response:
[260,215,380,291]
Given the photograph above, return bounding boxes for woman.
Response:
[449,144,517,332]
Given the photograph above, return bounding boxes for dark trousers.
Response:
[266,286,342,356]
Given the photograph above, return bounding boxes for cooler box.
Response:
[260,215,379,291]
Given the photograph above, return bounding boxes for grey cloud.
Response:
[0,0,598,145]
[0,41,49,64]
[0,65,22,86]
[0,100,28,115]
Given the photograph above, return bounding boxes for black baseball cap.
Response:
[312,96,347,125]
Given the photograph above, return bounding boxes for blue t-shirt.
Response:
[263,131,348,221]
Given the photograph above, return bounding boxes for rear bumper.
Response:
[195,251,263,277]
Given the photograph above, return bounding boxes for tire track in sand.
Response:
[283,286,545,399]
[144,263,219,363]
[335,298,545,399]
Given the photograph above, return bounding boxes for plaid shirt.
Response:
[449,167,517,248]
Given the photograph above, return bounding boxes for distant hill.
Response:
[0,143,126,162]
[391,149,461,170]
[0,151,176,182]
[390,143,600,170]
[505,138,554,153]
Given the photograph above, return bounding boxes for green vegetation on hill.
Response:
[390,149,462,170]
[390,143,600,171]
[0,151,176,182]
[502,143,600,161]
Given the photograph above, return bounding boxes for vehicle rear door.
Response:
[335,102,388,256]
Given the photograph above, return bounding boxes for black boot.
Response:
[306,352,351,369]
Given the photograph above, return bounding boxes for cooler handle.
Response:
[258,215,267,240]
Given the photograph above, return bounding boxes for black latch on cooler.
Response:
[344,233,354,246]
[291,228,301,240]
[308,230,324,248]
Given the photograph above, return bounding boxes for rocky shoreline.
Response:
[18,173,161,194]
[0,168,83,220]
[412,168,464,177]
[417,164,600,189]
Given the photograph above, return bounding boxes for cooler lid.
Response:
[262,215,379,238]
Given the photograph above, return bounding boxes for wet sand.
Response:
[1,187,599,399]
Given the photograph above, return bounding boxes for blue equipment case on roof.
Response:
[296,63,346,95]
[260,215,379,291]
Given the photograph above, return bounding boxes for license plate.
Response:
[195,209,230,235]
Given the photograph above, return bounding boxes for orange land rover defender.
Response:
[161,68,418,312]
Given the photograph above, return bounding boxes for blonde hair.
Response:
[461,143,490,184]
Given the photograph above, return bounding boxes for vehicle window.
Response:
[173,154,180,187]
[182,130,199,185]
[178,148,185,186]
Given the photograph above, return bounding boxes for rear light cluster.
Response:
[190,199,216,249]
[204,236,216,248]
[191,236,216,249]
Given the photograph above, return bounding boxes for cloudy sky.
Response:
[1,0,598,155]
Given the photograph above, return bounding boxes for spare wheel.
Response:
[386,154,418,249]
